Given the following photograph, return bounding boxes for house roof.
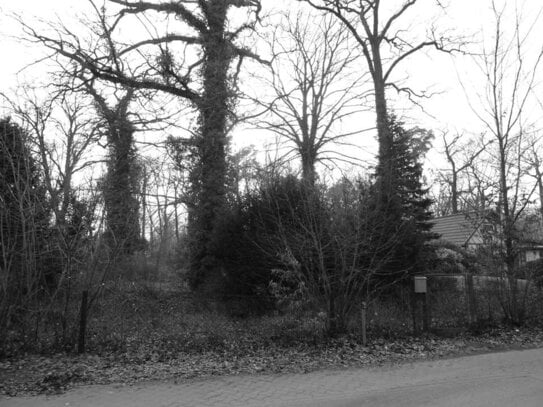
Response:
[431,213,485,247]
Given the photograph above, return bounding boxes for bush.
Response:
[200,177,308,314]
[516,258,543,287]
[186,169,439,335]
[426,241,482,275]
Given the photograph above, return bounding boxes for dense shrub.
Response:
[207,176,309,314]
[201,170,437,335]
[516,258,543,286]
[426,241,482,275]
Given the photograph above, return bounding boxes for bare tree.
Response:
[2,88,100,232]
[463,156,499,214]
[19,0,264,288]
[467,1,543,323]
[264,178,404,334]
[0,118,48,348]
[299,0,463,194]
[1,88,116,344]
[525,134,543,217]
[253,11,371,185]
[440,131,489,214]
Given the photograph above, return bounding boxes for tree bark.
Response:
[77,290,88,354]
[188,0,231,289]
[301,146,317,187]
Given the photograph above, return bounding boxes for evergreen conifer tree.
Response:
[373,114,436,278]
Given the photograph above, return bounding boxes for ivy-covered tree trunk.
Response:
[103,117,141,254]
[187,0,231,289]
[92,90,141,255]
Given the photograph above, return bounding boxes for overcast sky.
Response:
[1,0,542,174]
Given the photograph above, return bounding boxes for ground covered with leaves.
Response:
[3,285,543,397]
[2,326,543,397]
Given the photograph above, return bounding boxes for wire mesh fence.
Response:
[426,274,537,330]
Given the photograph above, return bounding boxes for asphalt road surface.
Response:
[2,348,543,407]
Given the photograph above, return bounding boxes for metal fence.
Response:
[426,274,532,329]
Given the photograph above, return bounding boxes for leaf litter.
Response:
[1,327,542,397]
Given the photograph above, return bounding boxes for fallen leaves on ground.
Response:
[1,326,543,397]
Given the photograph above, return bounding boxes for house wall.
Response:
[525,249,543,263]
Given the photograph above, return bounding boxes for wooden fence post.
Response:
[78,290,89,354]
[412,291,418,335]
[361,302,367,346]
[466,274,477,325]
[422,292,429,332]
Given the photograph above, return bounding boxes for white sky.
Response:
[1,0,542,176]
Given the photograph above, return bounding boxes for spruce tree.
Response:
[373,114,436,278]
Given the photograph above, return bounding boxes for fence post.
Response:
[466,274,477,325]
[422,292,429,332]
[412,291,418,334]
[413,276,429,333]
[361,301,367,346]
[78,290,89,354]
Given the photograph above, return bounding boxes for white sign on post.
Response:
[414,276,427,293]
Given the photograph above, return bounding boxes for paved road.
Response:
[2,348,543,407]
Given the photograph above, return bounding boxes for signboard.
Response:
[414,276,427,293]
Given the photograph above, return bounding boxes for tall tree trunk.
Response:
[141,165,147,241]
[371,51,394,201]
[88,88,141,255]
[188,0,231,289]
[301,145,316,187]
[103,116,141,254]
[174,183,180,244]
[498,136,520,324]
[536,167,543,218]
[451,171,459,214]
